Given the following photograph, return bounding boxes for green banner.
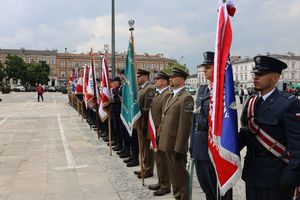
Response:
[120,39,141,136]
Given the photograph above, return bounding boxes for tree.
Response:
[27,61,50,86]
[164,60,190,74]
[4,54,28,84]
[0,61,5,82]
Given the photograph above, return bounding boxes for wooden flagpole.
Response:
[129,20,144,185]
[108,111,112,156]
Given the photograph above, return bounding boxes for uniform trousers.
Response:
[156,149,170,189]
[140,128,154,174]
[195,160,232,200]
[165,151,188,200]
[245,184,294,200]
[131,129,139,162]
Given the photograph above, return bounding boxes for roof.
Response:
[0,48,57,56]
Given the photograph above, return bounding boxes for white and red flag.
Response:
[208,0,241,196]
[83,65,91,108]
[98,56,111,122]
[86,61,97,108]
[148,109,157,151]
[75,69,83,94]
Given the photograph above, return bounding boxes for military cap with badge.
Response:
[154,71,170,81]
[252,56,287,74]
[137,68,151,76]
[170,67,189,79]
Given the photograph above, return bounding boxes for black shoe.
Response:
[153,188,171,196]
[134,170,141,175]
[107,141,117,147]
[119,152,131,158]
[148,183,161,190]
[117,150,124,155]
[112,146,122,151]
[103,137,109,142]
[100,133,108,138]
[123,157,132,163]
[126,160,139,167]
[137,172,153,179]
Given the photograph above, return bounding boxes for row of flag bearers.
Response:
[67,1,300,199]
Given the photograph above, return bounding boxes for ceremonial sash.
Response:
[247,96,290,163]
[148,109,157,152]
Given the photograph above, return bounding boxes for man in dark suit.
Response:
[190,52,232,200]
[239,56,300,200]
[116,68,131,159]
[147,71,172,196]
[158,67,194,200]
[109,76,123,151]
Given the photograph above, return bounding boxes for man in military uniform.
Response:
[132,69,156,176]
[147,71,172,196]
[239,56,300,200]
[116,68,131,159]
[109,76,123,151]
[158,67,194,200]
[190,52,232,200]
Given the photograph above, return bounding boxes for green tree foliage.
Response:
[27,61,50,86]
[4,54,28,84]
[164,60,190,74]
[0,61,5,82]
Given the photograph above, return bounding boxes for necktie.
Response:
[255,96,264,110]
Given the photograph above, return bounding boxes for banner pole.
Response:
[108,112,112,156]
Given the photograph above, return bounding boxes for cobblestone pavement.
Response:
[0,92,246,200]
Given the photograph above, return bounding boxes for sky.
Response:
[0,0,300,73]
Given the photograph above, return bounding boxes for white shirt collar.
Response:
[158,86,169,94]
[173,86,185,96]
[259,88,276,101]
[141,81,149,89]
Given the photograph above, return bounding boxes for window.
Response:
[44,59,49,64]
[241,74,243,81]
[292,62,295,69]
[160,64,164,69]
[292,73,295,79]
[29,58,34,63]
[61,71,65,79]
[61,60,65,67]
[235,75,238,81]
[236,66,238,72]
[139,63,143,68]
[245,74,247,81]
[51,58,56,64]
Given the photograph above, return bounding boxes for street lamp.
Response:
[128,19,135,31]
[111,0,116,77]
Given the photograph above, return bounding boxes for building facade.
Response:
[232,53,300,90]
[196,53,300,91]
[0,48,175,87]
[186,73,198,88]
[0,48,57,85]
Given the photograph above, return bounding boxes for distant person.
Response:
[238,85,244,104]
[243,86,249,100]
[36,84,44,102]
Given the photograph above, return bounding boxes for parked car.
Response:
[185,85,196,95]
[16,85,26,92]
[48,86,56,92]
[10,84,18,91]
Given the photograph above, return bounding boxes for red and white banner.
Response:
[83,65,91,108]
[208,0,241,196]
[75,69,83,94]
[98,56,111,122]
[148,109,157,152]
